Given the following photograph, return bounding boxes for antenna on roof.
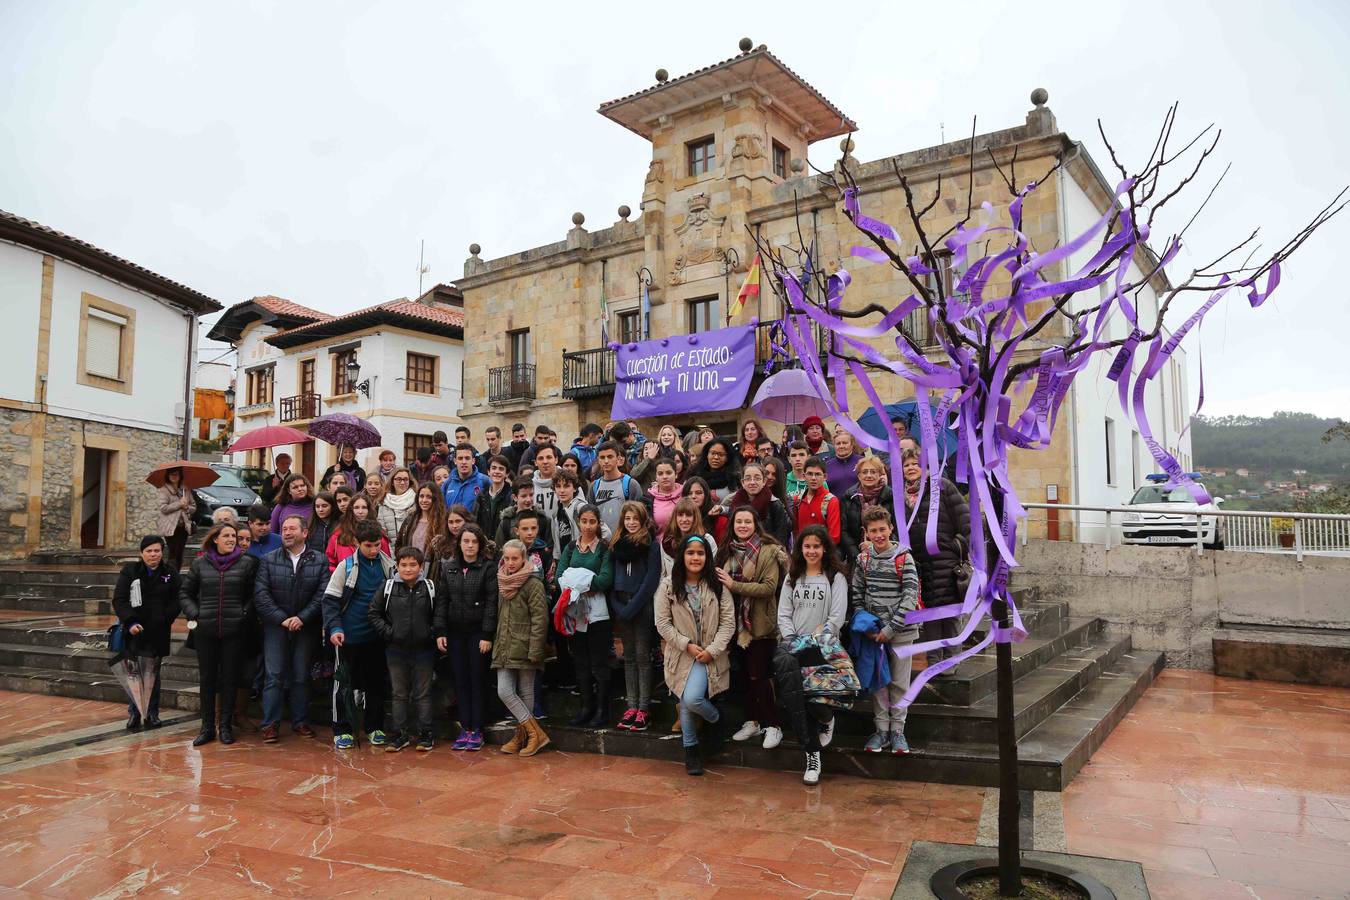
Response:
[417,239,430,298]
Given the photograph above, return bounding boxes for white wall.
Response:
[1060,172,1192,519]
[0,242,44,403]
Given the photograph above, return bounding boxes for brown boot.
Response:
[500,723,527,754]
[519,718,550,757]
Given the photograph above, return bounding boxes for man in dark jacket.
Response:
[476,425,506,475]
[258,453,293,506]
[254,513,329,742]
[504,423,530,472]
[369,547,438,751]
[112,535,181,729]
[475,455,514,540]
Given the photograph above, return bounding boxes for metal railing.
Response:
[562,347,616,399]
[1020,502,1350,562]
[489,364,536,404]
[278,394,321,423]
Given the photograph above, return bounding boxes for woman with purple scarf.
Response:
[180,522,259,746]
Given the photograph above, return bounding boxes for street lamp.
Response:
[345,358,371,397]
[224,384,236,407]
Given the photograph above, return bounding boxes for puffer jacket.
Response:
[904,476,971,607]
[307,516,337,555]
[491,574,548,670]
[654,577,735,699]
[435,555,498,636]
[370,576,437,650]
[609,536,663,621]
[841,485,896,562]
[113,560,181,657]
[253,547,328,627]
[179,553,257,639]
[718,543,788,643]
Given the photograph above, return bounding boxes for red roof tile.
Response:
[249,295,331,321]
[265,298,464,348]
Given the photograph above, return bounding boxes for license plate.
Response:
[1147,536,1184,544]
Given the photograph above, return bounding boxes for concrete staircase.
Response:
[0,552,1163,790]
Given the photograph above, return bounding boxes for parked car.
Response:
[1121,474,1225,549]
[212,463,269,495]
[192,465,263,526]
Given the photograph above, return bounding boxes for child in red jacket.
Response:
[793,457,841,545]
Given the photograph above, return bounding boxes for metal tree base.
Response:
[930,858,1116,899]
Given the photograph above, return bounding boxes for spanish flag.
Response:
[729,252,762,319]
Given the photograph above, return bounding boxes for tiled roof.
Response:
[206,294,330,343]
[0,208,220,314]
[598,45,856,141]
[249,295,331,321]
[265,298,464,349]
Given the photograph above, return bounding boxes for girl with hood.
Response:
[648,458,684,540]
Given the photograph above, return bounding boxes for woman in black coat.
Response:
[840,456,895,563]
[900,449,971,667]
[112,535,182,730]
[179,521,258,746]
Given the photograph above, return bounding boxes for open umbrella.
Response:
[145,460,219,490]
[858,401,958,456]
[307,413,382,449]
[226,425,314,454]
[108,654,161,720]
[750,368,834,425]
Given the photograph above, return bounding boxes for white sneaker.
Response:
[762,726,783,750]
[818,716,835,748]
[803,751,821,785]
[732,720,763,742]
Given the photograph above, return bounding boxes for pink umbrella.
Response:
[226,425,314,454]
[750,368,833,424]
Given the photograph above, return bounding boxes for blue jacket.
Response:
[246,532,283,559]
[569,440,598,474]
[253,546,329,628]
[443,468,492,513]
[322,551,396,638]
[849,610,892,694]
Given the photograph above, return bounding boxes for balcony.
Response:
[489,364,536,404]
[560,320,833,398]
[279,394,321,423]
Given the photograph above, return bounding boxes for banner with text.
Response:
[610,324,756,419]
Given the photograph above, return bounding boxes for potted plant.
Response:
[1271,517,1295,549]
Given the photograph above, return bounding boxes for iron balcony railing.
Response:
[489,364,536,404]
[560,319,835,397]
[278,394,321,423]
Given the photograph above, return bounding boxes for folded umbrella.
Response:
[331,645,363,744]
[307,413,382,450]
[145,460,219,490]
[108,654,160,720]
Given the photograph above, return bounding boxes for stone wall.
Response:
[0,408,181,560]
[1012,540,1350,670]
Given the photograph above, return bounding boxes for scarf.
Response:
[383,488,416,513]
[205,546,244,572]
[377,464,397,480]
[611,533,652,564]
[702,467,733,491]
[905,478,922,509]
[726,534,762,582]
[859,483,884,508]
[498,563,531,600]
[727,486,772,521]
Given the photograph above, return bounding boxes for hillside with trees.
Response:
[1191,412,1349,512]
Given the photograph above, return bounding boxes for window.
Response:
[922,250,956,300]
[404,432,433,466]
[688,296,720,333]
[508,329,532,367]
[1131,430,1142,489]
[617,310,642,344]
[406,352,437,394]
[687,137,716,177]
[77,293,136,393]
[245,365,274,405]
[1105,417,1117,486]
[772,141,788,179]
[299,359,315,397]
[332,349,356,395]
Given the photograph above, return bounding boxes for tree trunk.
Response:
[990,485,1021,894]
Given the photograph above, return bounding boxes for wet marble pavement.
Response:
[0,691,132,748]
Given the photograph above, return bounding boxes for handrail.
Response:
[1020,501,1350,562]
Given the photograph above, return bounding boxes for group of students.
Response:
[116,413,970,785]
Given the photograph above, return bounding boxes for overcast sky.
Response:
[4,1,1346,420]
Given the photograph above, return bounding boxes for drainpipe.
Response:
[1057,154,1082,539]
[182,313,195,459]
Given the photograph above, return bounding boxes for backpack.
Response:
[858,545,923,610]
[589,474,634,504]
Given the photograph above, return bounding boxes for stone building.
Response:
[209,285,465,482]
[454,41,1191,531]
[0,210,221,559]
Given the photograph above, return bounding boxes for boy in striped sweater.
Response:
[850,506,921,754]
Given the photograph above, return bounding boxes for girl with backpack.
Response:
[714,506,788,751]
[436,524,498,751]
[492,540,550,757]
[609,502,662,732]
[655,533,735,776]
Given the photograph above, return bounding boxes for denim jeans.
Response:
[262,626,315,727]
[615,605,655,711]
[387,648,436,735]
[679,661,720,748]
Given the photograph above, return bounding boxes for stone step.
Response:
[0,642,202,684]
[0,595,115,615]
[0,663,202,711]
[0,617,189,649]
[0,569,122,587]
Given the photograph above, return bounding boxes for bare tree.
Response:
[753,107,1344,893]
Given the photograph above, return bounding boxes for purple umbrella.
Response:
[306,413,382,449]
[750,368,833,425]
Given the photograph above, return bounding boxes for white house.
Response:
[208,285,465,483]
[0,209,221,558]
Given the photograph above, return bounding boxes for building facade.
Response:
[210,286,465,481]
[454,43,1191,536]
[0,210,220,558]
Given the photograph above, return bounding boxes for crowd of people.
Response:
[115,414,970,785]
